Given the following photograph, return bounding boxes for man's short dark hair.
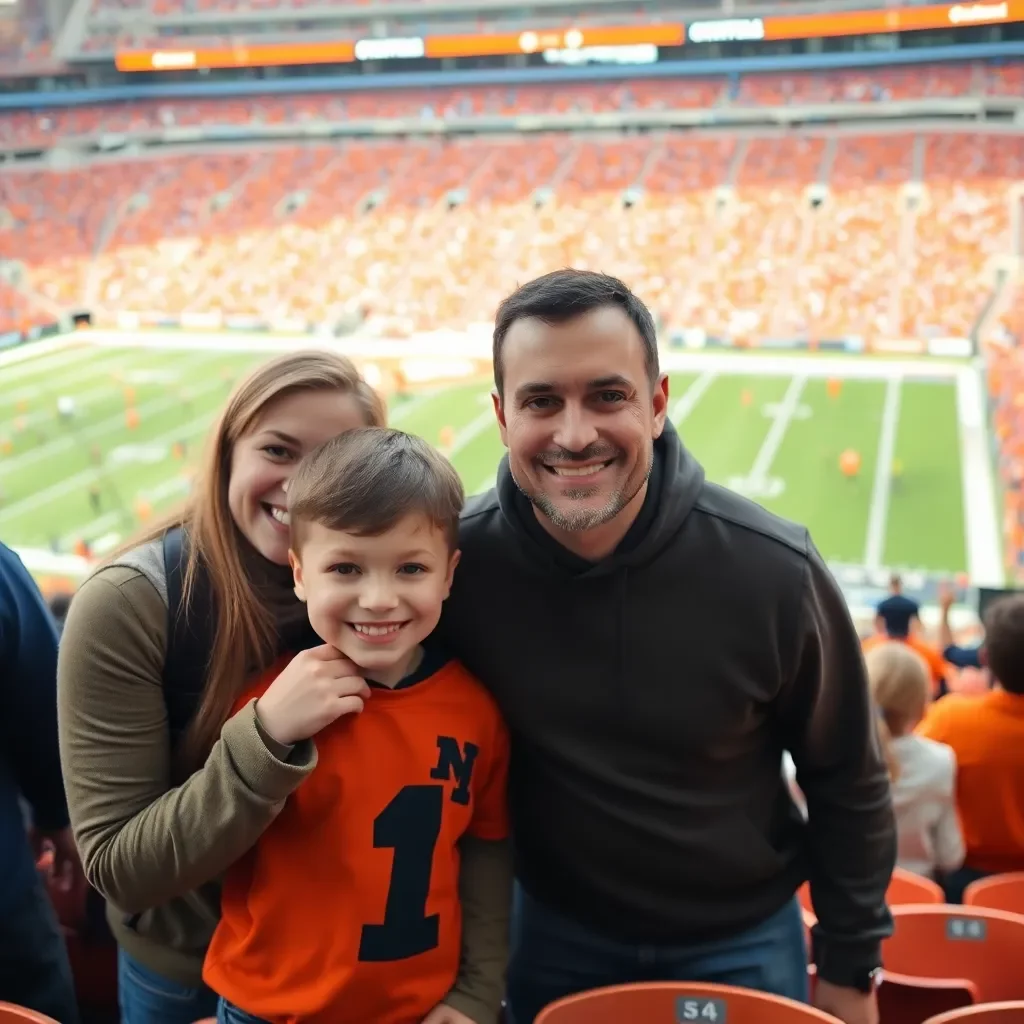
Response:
[492,269,660,397]
[288,427,464,553]
[983,593,1024,695]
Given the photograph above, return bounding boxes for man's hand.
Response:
[421,1005,478,1024]
[814,979,878,1024]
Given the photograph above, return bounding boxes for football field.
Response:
[0,335,1000,581]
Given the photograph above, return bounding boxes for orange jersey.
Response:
[204,646,509,1024]
[862,633,948,695]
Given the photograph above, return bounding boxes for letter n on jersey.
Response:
[430,737,479,805]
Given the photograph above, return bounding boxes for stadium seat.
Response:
[888,870,946,905]
[534,981,841,1023]
[963,874,1024,917]
[0,1004,61,1023]
[882,905,1024,1002]
[923,1004,1024,1023]
[878,971,978,1024]
[799,867,944,925]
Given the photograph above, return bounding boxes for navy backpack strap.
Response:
[161,526,212,751]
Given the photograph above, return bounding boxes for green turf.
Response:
[767,378,887,564]
[885,381,967,573]
[0,343,971,574]
[679,373,791,483]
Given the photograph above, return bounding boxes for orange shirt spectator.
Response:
[917,688,1024,874]
[917,593,1024,876]
[863,632,947,696]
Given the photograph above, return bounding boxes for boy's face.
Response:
[290,513,459,687]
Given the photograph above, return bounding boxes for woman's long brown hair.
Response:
[125,349,385,771]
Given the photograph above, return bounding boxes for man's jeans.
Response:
[118,949,218,1024]
[0,869,80,1024]
[506,885,809,1024]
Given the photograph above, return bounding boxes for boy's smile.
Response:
[291,513,459,688]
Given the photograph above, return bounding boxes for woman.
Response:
[58,350,385,1024]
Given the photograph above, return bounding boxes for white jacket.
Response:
[889,735,965,879]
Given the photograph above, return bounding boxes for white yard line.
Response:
[863,377,902,573]
[670,371,717,424]
[957,366,1004,587]
[0,341,100,384]
[747,375,807,490]
[0,352,226,476]
[448,410,496,458]
[0,400,222,523]
[4,349,137,402]
[60,473,192,548]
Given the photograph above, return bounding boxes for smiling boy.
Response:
[203,428,512,1024]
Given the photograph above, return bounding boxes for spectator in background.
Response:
[0,539,83,1023]
[936,581,984,673]
[918,593,1024,902]
[866,643,964,882]
[875,574,920,638]
[864,575,947,696]
[440,270,895,1024]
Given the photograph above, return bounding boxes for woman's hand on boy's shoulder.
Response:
[255,645,370,746]
[420,1004,479,1024]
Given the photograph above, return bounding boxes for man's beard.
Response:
[513,446,652,533]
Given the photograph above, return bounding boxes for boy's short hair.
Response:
[983,593,1024,695]
[288,427,464,553]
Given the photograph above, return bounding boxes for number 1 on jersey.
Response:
[358,784,444,962]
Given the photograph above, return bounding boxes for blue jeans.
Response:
[506,886,809,1024]
[0,869,80,1024]
[216,999,269,1024]
[118,949,218,1024]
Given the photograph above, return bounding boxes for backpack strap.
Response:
[161,526,213,752]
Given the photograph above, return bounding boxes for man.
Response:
[0,540,83,1022]
[919,592,1024,901]
[439,269,896,1024]
[874,575,920,640]
[864,575,946,696]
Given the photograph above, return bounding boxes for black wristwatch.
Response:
[848,966,884,993]
[821,965,883,993]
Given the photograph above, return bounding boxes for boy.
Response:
[204,428,512,1024]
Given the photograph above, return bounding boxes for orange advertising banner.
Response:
[425,23,683,59]
[116,0,1023,72]
[762,0,1024,40]
[115,39,355,72]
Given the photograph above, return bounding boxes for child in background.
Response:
[204,428,512,1024]
[866,642,965,881]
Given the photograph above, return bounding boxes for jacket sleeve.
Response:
[58,567,317,914]
[443,836,513,1024]
[932,745,966,874]
[779,541,896,985]
[0,545,69,832]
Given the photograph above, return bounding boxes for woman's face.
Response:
[228,388,372,565]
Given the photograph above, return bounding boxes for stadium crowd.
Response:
[2,271,1024,1024]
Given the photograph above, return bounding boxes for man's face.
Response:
[494,306,668,534]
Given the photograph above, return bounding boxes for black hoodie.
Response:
[439,420,896,984]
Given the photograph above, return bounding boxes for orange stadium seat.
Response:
[0,1004,61,1023]
[963,874,1024,917]
[882,905,1024,1003]
[923,1004,1024,1023]
[534,982,841,1024]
